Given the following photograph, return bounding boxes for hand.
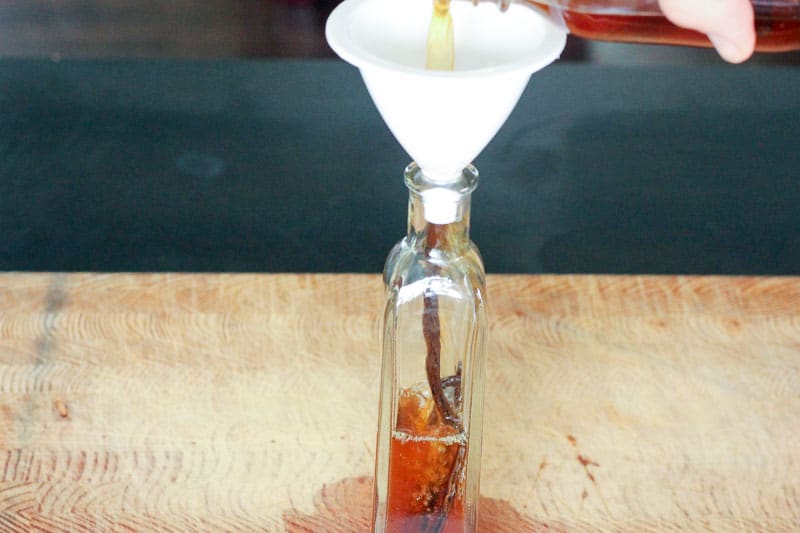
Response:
[659,0,756,63]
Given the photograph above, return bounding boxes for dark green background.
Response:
[1,59,798,273]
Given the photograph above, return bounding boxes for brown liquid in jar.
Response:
[528,1,800,51]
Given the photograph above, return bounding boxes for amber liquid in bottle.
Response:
[528,1,800,51]
[387,383,466,532]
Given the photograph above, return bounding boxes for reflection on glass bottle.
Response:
[373,164,487,533]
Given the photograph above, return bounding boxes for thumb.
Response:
[658,0,755,63]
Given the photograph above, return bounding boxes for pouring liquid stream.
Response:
[427,0,456,70]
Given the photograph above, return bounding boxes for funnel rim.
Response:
[325,0,566,80]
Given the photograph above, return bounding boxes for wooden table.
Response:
[1,274,798,531]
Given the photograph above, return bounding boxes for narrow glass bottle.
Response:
[372,163,488,533]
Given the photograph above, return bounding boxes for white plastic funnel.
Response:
[326,0,566,184]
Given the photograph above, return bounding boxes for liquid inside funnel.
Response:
[326,0,566,184]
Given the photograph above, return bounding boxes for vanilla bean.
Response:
[423,290,459,428]
[421,223,467,533]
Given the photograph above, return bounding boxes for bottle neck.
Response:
[404,163,478,256]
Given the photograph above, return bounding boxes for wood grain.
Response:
[0,273,798,531]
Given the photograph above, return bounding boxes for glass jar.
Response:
[372,163,488,533]
[525,0,800,51]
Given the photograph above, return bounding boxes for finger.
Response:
[658,0,756,63]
